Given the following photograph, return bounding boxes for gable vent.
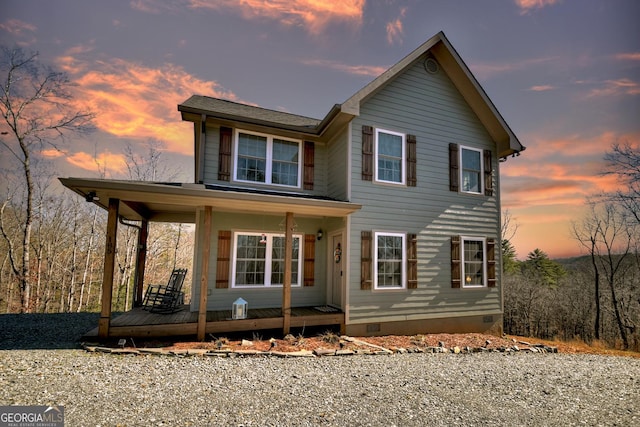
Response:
[424,57,439,74]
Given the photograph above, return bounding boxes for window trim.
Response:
[459,146,484,194]
[374,128,406,185]
[461,236,487,288]
[373,231,406,290]
[231,231,303,288]
[233,129,302,188]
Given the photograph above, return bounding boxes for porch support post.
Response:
[282,211,294,335]
[133,219,148,307]
[197,206,212,341]
[98,198,119,339]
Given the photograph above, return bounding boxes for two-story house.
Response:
[62,31,524,340]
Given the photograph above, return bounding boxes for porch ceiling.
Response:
[59,178,361,223]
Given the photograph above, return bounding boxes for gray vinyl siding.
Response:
[347,56,501,325]
[327,128,349,200]
[190,210,331,311]
[201,124,330,198]
[202,124,220,183]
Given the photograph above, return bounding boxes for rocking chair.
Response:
[142,268,187,313]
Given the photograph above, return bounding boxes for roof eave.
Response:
[178,104,321,135]
[59,178,362,222]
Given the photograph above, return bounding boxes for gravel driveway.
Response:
[1,314,639,426]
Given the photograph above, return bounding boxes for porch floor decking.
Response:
[84,305,344,338]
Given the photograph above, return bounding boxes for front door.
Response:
[328,233,343,308]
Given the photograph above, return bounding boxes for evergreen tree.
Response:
[521,248,566,287]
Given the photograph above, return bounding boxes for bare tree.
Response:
[123,139,178,182]
[0,46,94,312]
[573,202,636,349]
[603,142,640,224]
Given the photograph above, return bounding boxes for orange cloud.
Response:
[386,7,407,46]
[66,151,127,175]
[528,85,555,92]
[469,56,558,80]
[500,130,636,216]
[614,52,640,61]
[586,78,640,98]
[41,149,64,159]
[58,54,241,156]
[514,0,560,14]
[0,18,37,45]
[188,0,365,35]
[300,59,388,77]
[0,18,36,35]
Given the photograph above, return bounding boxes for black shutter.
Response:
[361,231,372,290]
[216,230,231,288]
[362,126,374,181]
[218,127,232,181]
[451,235,461,288]
[304,141,315,190]
[303,234,315,286]
[449,143,459,192]
[407,134,417,187]
[407,233,418,289]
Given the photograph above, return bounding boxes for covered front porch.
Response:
[59,178,360,340]
[83,305,344,338]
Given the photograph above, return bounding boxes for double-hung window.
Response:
[232,232,302,288]
[462,237,486,288]
[235,130,301,187]
[460,146,483,194]
[374,232,406,289]
[375,129,405,184]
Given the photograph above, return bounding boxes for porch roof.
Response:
[59,177,361,223]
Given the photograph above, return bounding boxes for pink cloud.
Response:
[528,85,555,92]
[300,59,388,77]
[0,18,36,35]
[469,56,558,80]
[0,18,37,45]
[514,0,560,14]
[41,149,64,159]
[586,78,640,98]
[386,7,407,46]
[614,52,640,61]
[187,0,365,35]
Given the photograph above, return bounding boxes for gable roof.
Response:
[178,31,525,158]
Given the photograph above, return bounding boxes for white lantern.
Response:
[232,297,248,320]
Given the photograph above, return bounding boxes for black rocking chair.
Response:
[142,268,187,313]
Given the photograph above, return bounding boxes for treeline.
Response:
[0,188,194,314]
[503,250,639,351]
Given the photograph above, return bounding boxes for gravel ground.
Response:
[1,314,639,426]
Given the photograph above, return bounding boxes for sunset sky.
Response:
[1,0,638,259]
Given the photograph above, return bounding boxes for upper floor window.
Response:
[460,146,483,194]
[234,130,301,187]
[375,129,405,185]
[449,143,494,196]
[374,232,406,290]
